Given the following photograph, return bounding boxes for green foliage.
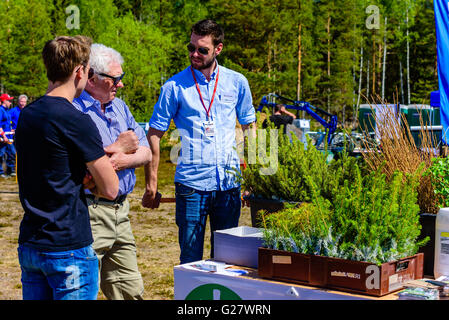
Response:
[0,0,438,122]
[425,157,449,208]
[96,13,175,121]
[241,129,329,202]
[0,0,52,98]
[262,151,427,265]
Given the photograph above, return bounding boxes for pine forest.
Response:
[0,0,438,124]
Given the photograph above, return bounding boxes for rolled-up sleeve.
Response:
[149,81,177,132]
[236,76,256,125]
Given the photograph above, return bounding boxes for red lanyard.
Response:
[191,66,219,120]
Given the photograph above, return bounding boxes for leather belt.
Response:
[85,194,127,205]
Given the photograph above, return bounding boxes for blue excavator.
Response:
[257,93,360,155]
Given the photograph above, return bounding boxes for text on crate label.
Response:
[330,271,361,279]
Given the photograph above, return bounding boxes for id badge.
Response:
[204,120,215,137]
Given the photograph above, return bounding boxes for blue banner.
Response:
[435,0,449,143]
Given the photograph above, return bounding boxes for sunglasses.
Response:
[99,72,125,86]
[88,68,125,86]
[187,43,210,55]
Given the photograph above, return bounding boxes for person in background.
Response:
[15,35,119,300]
[262,103,296,133]
[9,94,28,131]
[0,93,16,177]
[142,19,256,264]
[73,43,151,300]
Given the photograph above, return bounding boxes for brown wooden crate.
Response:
[258,247,424,297]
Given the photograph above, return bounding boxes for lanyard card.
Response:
[204,120,215,137]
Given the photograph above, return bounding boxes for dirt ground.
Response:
[0,152,252,300]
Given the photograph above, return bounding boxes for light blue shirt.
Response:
[149,63,256,191]
[73,91,149,196]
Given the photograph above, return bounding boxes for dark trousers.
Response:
[175,182,241,264]
[0,143,15,175]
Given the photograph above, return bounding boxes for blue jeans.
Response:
[175,182,241,264]
[0,143,15,174]
[17,244,99,300]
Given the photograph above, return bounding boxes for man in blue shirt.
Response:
[0,93,16,177]
[142,19,256,264]
[73,43,151,300]
[9,94,28,131]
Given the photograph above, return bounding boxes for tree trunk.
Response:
[354,44,364,128]
[398,25,404,104]
[406,9,411,105]
[372,38,376,97]
[353,47,356,127]
[267,36,272,80]
[378,43,382,98]
[382,17,387,103]
[297,24,302,99]
[298,23,303,118]
[367,59,370,99]
[327,14,331,114]
[400,60,404,104]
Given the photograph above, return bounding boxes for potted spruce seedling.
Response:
[239,122,330,227]
[426,156,449,209]
[361,102,439,277]
[258,153,428,297]
[425,155,449,278]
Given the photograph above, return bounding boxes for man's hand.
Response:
[104,130,139,155]
[241,190,251,208]
[0,129,9,144]
[142,189,161,209]
[82,171,96,190]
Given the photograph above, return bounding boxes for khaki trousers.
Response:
[87,198,144,300]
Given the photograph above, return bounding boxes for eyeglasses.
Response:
[187,43,210,55]
[88,68,125,86]
[98,72,125,86]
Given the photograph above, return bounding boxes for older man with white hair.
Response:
[72,43,151,300]
[9,94,28,132]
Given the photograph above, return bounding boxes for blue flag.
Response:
[435,0,449,143]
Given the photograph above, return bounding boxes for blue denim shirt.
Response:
[73,91,149,196]
[149,63,256,191]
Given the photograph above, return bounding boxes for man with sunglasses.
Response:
[73,43,151,300]
[143,19,256,264]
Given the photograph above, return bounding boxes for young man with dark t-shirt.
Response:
[15,36,119,300]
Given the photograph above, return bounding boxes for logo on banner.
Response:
[185,284,242,300]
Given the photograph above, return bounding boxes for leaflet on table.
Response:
[181,260,248,276]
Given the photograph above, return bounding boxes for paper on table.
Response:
[181,260,248,277]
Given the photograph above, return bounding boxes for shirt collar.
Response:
[79,90,113,111]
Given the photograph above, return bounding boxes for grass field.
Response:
[0,149,252,300]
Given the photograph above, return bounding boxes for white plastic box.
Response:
[213,226,264,268]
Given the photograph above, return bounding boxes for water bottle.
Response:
[434,208,449,278]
